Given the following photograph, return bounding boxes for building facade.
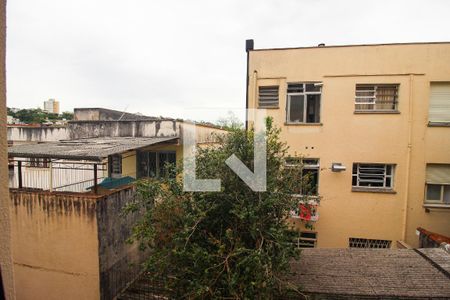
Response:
[43,98,60,114]
[5,108,227,299]
[247,42,450,248]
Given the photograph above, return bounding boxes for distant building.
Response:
[43,98,60,114]
[6,115,19,124]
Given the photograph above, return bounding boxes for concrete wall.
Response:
[74,108,156,121]
[68,120,179,139]
[96,186,147,300]
[0,0,15,298]
[7,127,69,143]
[248,43,450,248]
[9,191,101,300]
[9,187,146,300]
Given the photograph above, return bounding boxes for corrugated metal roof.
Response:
[289,248,450,298]
[8,137,178,161]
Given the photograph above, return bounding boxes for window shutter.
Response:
[258,86,279,108]
[429,83,450,122]
[426,164,450,184]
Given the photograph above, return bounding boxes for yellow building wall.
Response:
[10,191,100,300]
[121,151,137,178]
[248,43,450,248]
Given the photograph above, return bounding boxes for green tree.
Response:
[61,111,74,120]
[216,110,244,130]
[126,119,312,299]
[14,108,47,124]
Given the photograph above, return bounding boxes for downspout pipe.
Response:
[402,74,414,241]
[245,39,254,131]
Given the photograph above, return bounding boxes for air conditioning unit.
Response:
[331,163,346,172]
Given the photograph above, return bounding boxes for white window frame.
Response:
[355,84,399,111]
[285,158,320,197]
[286,83,321,124]
[425,184,450,205]
[352,163,394,189]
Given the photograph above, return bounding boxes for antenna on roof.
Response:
[118,105,129,121]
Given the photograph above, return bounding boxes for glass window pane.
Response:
[306,94,320,123]
[426,184,442,201]
[289,95,304,123]
[443,185,450,204]
[306,83,321,92]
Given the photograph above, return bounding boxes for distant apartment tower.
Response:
[43,98,60,114]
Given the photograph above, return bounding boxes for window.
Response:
[109,155,122,178]
[429,82,450,123]
[296,231,317,248]
[425,164,450,205]
[137,151,176,179]
[258,86,279,108]
[286,83,321,124]
[355,84,399,111]
[352,163,394,189]
[285,158,319,195]
[28,158,49,168]
[349,238,391,249]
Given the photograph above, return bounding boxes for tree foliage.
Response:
[126,119,312,299]
[7,107,73,123]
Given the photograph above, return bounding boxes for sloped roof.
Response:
[8,137,178,161]
[289,248,450,298]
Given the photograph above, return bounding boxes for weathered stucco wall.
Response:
[96,186,147,300]
[0,0,15,298]
[9,191,101,300]
[7,126,69,143]
[68,120,179,139]
[74,108,156,121]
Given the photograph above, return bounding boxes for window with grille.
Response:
[108,155,122,178]
[296,231,317,248]
[352,163,394,189]
[355,84,399,111]
[28,158,50,168]
[285,158,319,195]
[258,86,279,108]
[287,83,321,123]
[425,164,450,205]
[349,238,392,249]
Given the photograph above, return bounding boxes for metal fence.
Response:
[8,159,107,193]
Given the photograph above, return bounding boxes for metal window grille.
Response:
[355,84,399,111]
[352,163,394,188]
[28,158,50,168]
[296,231,317,248]
[349,237,392,249]
[258,86,279,108]
[287,83,321,123]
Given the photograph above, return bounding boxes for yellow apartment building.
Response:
[246,41,450,248]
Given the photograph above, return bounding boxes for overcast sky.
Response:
[6,0,450,122]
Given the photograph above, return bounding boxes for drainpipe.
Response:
[402,74,414,241]
[245,39,254,131]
